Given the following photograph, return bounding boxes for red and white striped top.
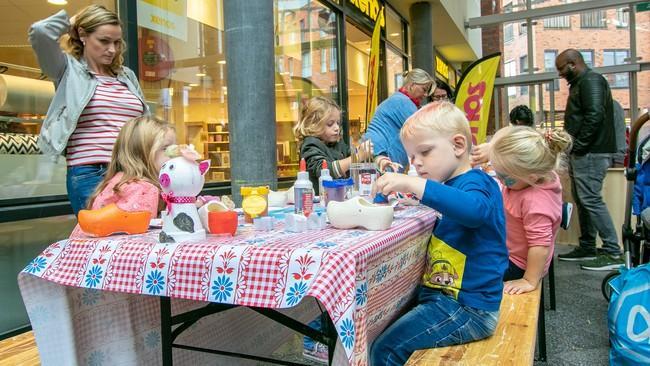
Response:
[66,74,144,166]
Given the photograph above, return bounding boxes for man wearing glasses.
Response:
[554,49,623,271]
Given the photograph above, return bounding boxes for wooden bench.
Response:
[406,286,544,366]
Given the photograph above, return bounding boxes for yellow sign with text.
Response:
[436,56,449,81]
[137,0,187,41]
[349,0,385,26]
[454,53,501,145]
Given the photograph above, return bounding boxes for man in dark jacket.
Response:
[555,49,623,271]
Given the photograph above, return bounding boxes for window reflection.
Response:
[274,0,339,178]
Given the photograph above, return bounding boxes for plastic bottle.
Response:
[294,158,314,217]
[318,160,332,207]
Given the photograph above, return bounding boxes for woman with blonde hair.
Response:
[30,5,148,214]
[490,126,573,294]
[364,68,436,172]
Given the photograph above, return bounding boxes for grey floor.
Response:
[535,244,612,366]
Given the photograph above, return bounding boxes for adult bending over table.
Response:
[30,5,147,215]
[364,68,435,172]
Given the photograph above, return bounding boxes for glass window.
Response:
[301,51,312,78]
[505,60,517,97]
[578,50,594,68]
[544,50,560,91]
[504,24,514,43]
[603,49,630,88]
[616,7,629,28]
[580,10,607,29]
[386,7,404,52]
[321,48,327,73]
[520,55,528,73]
[345,21,371,144]
[387,47,405,94]
[275,0,339,178]
[543,15,571,29]
[136,1,229,182]
[0,1,116,201]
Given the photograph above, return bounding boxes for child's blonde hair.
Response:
[88,116,175,208]
[400,101,473,152]
[490,126,573,184]
[293,96,340,146]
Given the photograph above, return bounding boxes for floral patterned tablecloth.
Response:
[18,206,435,366]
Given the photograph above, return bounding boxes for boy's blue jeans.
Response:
[369,286,499,366]
[66,164,107,215]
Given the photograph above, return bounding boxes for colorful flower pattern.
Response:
[145,270,165,295]
[85,265,103,288]
[211,275,234,302]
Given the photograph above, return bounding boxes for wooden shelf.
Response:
[207,132,230,135]
[211,165,230,169]
[205,141,230,144]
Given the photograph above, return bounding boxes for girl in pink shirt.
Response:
[490,126,572,295]
[70,116,175,238]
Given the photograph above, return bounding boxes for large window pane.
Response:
[0,1,116,201]
[386,7,404,52]
[275,0,339,178]
[386,48,404,94]
[603,49,630,88]
[345,21,370,144]
[138,1,228,182]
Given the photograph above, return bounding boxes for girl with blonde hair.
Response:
[294,96,352,194]
[87,116,176,218]
[490,126,573,294]
[30,5,147,214]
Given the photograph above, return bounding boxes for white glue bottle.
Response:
[294,158,314,217]
[318,160,332,207]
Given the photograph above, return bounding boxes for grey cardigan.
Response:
[29,10,148,156]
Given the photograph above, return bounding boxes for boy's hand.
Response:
[375,173,425,198]
[470,143,491,166]
[503,278,537,295]
[375,156,403,173]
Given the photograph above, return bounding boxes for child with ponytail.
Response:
[490,126,572,294]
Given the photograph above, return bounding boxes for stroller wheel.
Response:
[602,270,620,301]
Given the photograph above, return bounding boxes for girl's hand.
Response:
[470,143,491,166]
[503,278,537,295]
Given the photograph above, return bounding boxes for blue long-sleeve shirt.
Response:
[363,92,417,168]
[419,169,508,311]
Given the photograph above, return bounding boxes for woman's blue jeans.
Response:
[66,164,107,215]
[369,287,499,366]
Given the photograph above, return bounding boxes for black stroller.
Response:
[602,112,650,300]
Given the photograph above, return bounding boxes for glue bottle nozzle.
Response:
[300,158,306,172]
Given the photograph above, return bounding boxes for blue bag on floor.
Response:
[608,263,650,365]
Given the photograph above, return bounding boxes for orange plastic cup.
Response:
[208,211,238,236]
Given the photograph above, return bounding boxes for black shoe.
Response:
[557,247,597,262]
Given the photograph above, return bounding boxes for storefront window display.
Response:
[386,47,404,94]
[136,0,230,183]
[0,1,115,201]
[346,21,371,144]
[274,0,340,178]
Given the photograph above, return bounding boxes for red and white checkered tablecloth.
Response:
[19,206,435,365]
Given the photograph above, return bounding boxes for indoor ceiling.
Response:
[388,0,480,63]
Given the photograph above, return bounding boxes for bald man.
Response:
[555,49,622,271]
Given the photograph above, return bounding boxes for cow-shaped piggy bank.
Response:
[158,156,210,243]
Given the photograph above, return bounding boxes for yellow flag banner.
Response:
[365,6,384,126]
[454,53,501,145]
